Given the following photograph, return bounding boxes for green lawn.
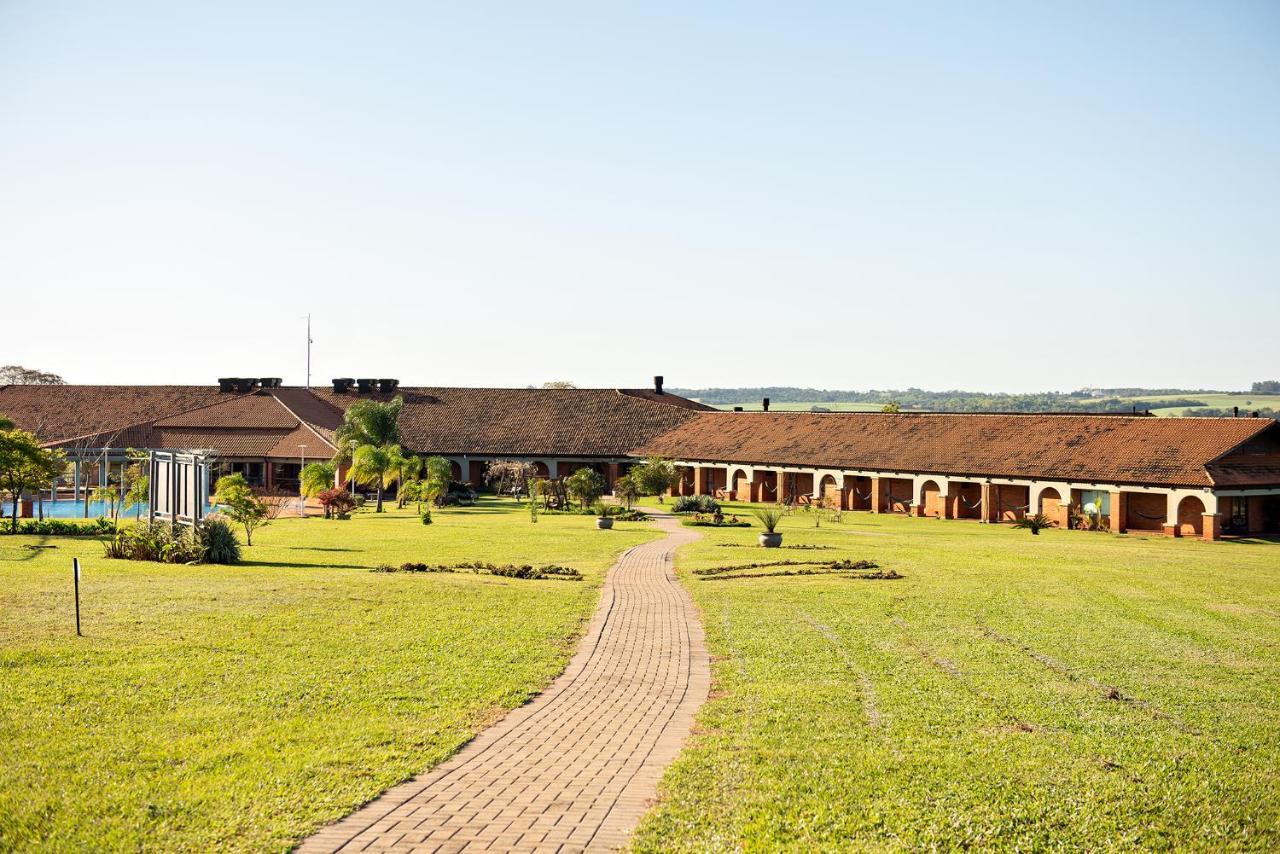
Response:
[632,502,1280,851]
[0,499,659,852]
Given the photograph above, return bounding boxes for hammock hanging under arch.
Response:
[1132,508,1168,521]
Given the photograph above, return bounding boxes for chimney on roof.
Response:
[1253,410,1260,417]
[226,378,256,393]
[356,378,374,394]
[1234,406,1239,418]
[733,406,743,412]
[654,375,664,394]
[260,377,282,389]
[218,378,236,393]
[762,397,770,412]
[377,378,399,394]
[332,377,354,394]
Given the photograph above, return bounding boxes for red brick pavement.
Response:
[299,513,709,852]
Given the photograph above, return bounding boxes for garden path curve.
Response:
[299,513,708,853]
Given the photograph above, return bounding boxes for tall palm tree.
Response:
[347,444,404,513]
[332,397,404,466]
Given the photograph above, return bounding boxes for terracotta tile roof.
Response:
[1206,426,1280,488]
[632,412,1277,488]
[0,385,228,443]
[618,389,717,411]
[312,387,706,457]
[265,423,337,459]
[155,392,299,429]
[152,428,295,457]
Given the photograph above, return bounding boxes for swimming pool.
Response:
[2,499,215,520]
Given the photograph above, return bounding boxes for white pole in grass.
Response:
[72,558,82,637]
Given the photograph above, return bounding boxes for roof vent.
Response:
[1234,406,1239,418]
[332,377,354,394]
[377,378,400,394]
[356,378,374,394]
[222,378,257,396]
[654,375,664,394]
[762,397,770,412]
[733,406,743,412]
[259,377,282,388]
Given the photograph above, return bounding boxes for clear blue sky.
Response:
[2,1,1277,392]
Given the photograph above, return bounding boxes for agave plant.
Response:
[1013,513,1054,535]
[753,506,786,533]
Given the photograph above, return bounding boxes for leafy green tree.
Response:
[90,486,123,528]
[0,427,65,532]
[565,467,606,510]
[630,457,679,504]
[347,444,404,513]
[213,473,269,545]
[880,401,901,413]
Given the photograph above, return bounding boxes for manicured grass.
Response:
[0,499,659,852]
[633,502,1280,851]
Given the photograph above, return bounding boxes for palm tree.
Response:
[332,397,403,466]
[300,461,337,516]
[347,444,403,513]
[395,454,423,508]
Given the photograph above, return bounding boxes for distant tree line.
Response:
[669,387,1212,414]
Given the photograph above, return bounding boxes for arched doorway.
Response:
[819,474,839,508]
[531,461,549,478]
[920,479,944,517]
[729,469,750,502]
[449,460,462,482]
[1038,487,1062,524]
[1177,495,1206,538]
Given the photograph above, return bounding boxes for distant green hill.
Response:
[669,387,1280,419]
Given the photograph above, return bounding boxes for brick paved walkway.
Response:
[299,514,708,853]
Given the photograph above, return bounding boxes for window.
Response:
[1077,489,1110,516]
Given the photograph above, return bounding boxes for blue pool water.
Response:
[2,499,214,520]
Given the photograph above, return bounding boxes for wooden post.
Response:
[73,558,82,637]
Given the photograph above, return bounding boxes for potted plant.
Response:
[594,503,614,530]
[753,506,785,547]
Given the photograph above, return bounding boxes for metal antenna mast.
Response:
[306,314,313,388]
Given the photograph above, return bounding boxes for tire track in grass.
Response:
[887,614,1040,733]
[975,620,1207,739]
[797,612,885,733]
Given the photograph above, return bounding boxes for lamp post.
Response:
[298,444,307,516]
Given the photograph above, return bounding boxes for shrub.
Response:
[198,518,241,564]
[613,509,649,522]
[102,520,204,564]
[0,517,113,536]
[672,494,720,514]
[317,488,357,519]
[681,513,751,528]
[373,561,582,580]
[420,509,432,525]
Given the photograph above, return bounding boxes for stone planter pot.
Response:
[759,532,782,548]
[596,517,614,530]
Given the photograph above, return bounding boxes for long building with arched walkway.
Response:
[635,411,1280,541]
[3,379,1278,540]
